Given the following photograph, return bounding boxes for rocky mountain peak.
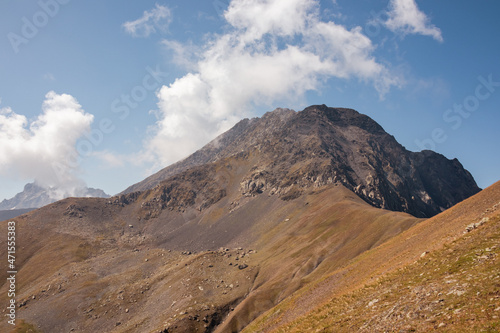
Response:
[123,105,480,218]
[0,182,110,210]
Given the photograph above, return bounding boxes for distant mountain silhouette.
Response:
[0,182,109,210]
[0,208,34,221]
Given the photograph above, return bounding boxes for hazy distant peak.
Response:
[0,182,109,210]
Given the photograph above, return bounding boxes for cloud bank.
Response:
[0,91,94,199]
[144,0,401,169]
[123,4,172,38]
[384,0,443,42]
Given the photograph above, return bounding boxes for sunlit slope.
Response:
[0,184,420,333]
[244,181,500,333]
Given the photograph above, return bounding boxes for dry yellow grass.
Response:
[0,184,420,333]
[243,181,500,333]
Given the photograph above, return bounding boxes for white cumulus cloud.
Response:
[225,0,317,42]
[384,0,443,42]
[0,91,94,199]
[123,4,172,38]
[92,150,126,169]
[142,0,401,169]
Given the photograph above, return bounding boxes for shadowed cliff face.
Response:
[124,104,480,218]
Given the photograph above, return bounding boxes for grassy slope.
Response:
[0,184,420,333]
[243,181,500,333]
[280,214,500,332]
[214,185,420,332]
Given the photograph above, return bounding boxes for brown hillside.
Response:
[0,182,420,333]
[243,181,500,332]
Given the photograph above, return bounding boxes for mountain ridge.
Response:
[241,180,500,333]
[123,105,479,218]
[0,182,110,210]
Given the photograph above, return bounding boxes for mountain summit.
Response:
[124,105,480,218]
[0,182,109,210]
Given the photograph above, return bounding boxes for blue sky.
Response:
[0,0,499,201]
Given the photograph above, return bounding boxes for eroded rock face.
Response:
[124,105,480,218]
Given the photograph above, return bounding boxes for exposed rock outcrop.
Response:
[123,105,480,218]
